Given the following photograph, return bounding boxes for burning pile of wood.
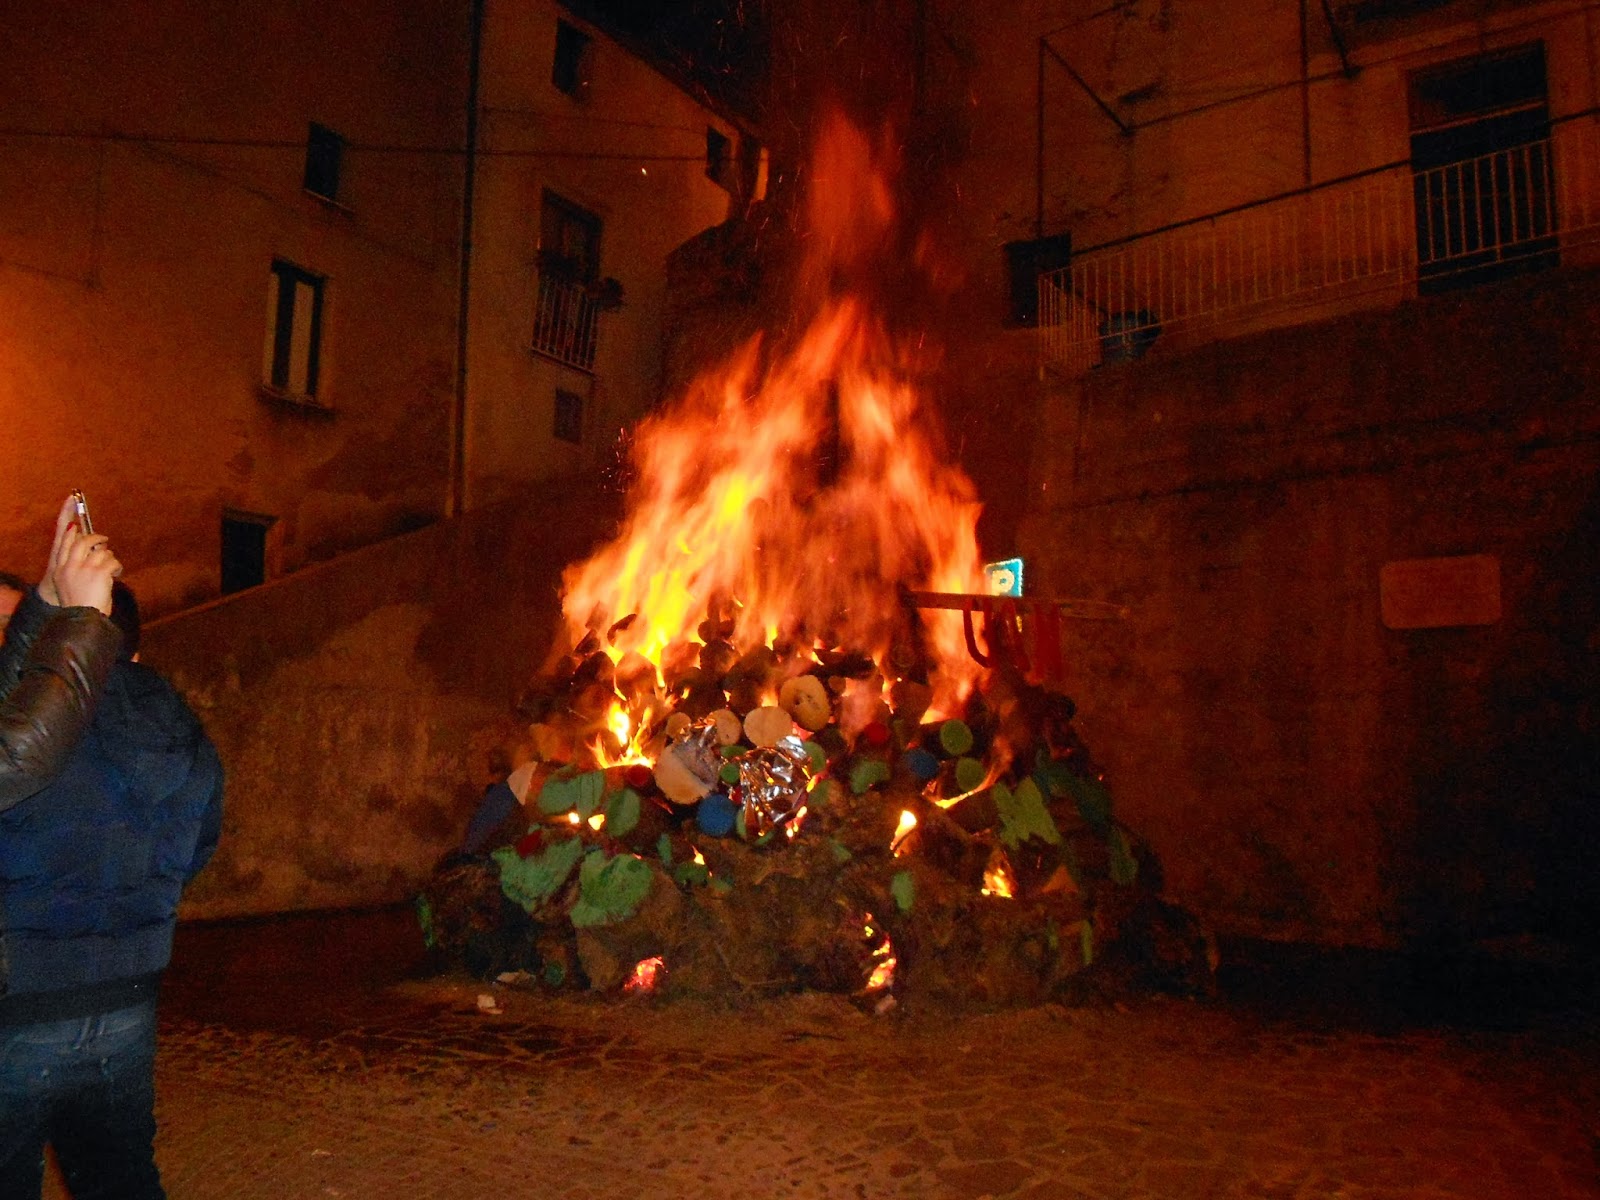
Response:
[418,607,1216,1007]
[418,113,1214,1007]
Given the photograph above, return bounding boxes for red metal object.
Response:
[906,592,1129,621]
[905,591,1127,676]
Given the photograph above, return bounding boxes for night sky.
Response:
[566,0,769,119]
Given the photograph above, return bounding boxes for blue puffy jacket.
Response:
[0,658,223,1015]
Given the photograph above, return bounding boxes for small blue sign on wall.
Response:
[983,557,1024,597]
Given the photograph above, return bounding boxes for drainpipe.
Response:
[912,0,927,117]
[450,0,486,519]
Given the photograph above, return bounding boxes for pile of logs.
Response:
[419,619,1217,1007]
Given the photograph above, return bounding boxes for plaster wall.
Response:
[144,483,617,919]
[0,1,470,616]
[924,0,1600,537]
[1018,266,1600,949]
[464,0,741,507]
[961,0,1600,252]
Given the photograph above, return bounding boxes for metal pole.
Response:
[1037,38,1046,239]
[907,591,1130,621]
[1300,0,1313,187]
[1041,38,1132,137]
[1318,0,1356,79]
[450,0,486,519]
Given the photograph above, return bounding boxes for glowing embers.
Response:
[589,669,664,769]
[981,847,1016,898]
[890,809,918,856]
[625,956,666,994]
[607,703,633,758]
[861,915,896,994]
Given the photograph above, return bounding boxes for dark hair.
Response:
[110,580,140,661]
[0,572,28,596]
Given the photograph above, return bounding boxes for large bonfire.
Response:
[420,114,1213,1006]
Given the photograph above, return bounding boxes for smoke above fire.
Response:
[560,112,986,714]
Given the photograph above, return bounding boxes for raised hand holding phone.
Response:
[40,492,120,615]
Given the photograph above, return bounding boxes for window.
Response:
[263,259,325,400]
[554,389,584,443]
[533,193,603,369]
[539,191,601,283]
[1409,44,1555,291]
[552,20,591,97]
[1002,233,1073,327]
[706,127,733,189]
[1336,0,1454,26]
[706,129,767,201]
[304,123,344,203]
[221,511,276,594]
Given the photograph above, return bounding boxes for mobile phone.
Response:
[70,490,93,535]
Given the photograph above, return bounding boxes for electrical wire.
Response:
[0,126,708,163]
[1041,0,1600,132]
[479,104,710,135]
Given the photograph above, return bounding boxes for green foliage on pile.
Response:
[494,768,656,928]
[492,837,583,911]
[570,849,654,928]
[537,767,606,817]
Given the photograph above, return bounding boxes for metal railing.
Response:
[531,273,600,372]
[1040,116,1600,372]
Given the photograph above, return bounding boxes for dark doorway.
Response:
[221,512,275,595]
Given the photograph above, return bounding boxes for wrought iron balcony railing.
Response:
[1039,114,1600,373]
[531,273,600,372]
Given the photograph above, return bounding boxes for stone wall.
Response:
[145,483,618,919]
[1019,267,1600,950]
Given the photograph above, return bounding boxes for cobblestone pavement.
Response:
[41,912,1600,1199]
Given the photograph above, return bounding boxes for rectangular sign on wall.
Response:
[1379,554,1501,629]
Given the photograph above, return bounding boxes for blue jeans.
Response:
[0,1000,165,1199]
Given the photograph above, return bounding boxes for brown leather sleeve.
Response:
[0,608,122,813]
[0,587,53,694]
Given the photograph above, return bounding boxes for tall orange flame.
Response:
[561,112,985,712]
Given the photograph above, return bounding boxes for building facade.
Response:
[0,1,471,612]
[926,0,1600,950]
[462,0,755,508]
[0,0,751,615]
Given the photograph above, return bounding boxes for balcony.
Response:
[1039,114,1600,374]
[531,273,601,372]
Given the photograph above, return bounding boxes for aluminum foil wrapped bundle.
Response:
[653,720,725,805]
[738,734,813,837]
